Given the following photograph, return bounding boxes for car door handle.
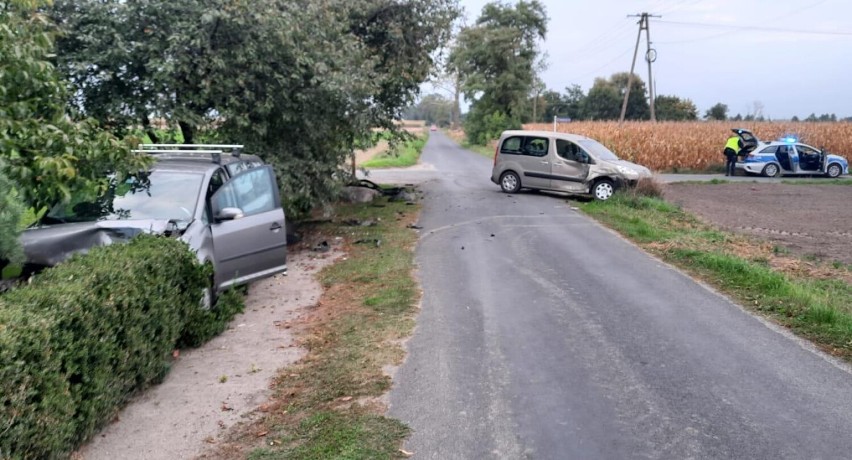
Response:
[554,162,564,166]
[270,222,282,232]
[540,160,549,164]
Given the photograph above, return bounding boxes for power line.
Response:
[656,19,852,37]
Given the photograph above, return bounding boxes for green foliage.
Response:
[655,95,699,121]
[464,109,519,146]
[0,160,24,265]
[0,2,150,213]
[403,93,454,125]
[582,73,649,121]
[451,0,547,144]
[179,287,246,348]
[362,135,428,168]
[51,0,459,220]
[583,79,622,121]
[704,102,729,121]
[0,236,234,458]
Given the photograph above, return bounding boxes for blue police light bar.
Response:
[784,137,797,143]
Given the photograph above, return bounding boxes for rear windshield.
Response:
[44,171,204,223]
[577,140,619,161]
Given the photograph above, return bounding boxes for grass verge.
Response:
[362,135,428,168]
[217,196,420,459]
[580,193,852,360]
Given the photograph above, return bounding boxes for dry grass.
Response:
[524,121,852,172]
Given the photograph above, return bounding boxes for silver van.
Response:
[490,130,652,200]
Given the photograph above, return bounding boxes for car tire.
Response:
[592,179,615,201]
[500,171,521,193]
[200,276,218,310]
[826,163,842,178]
[761,163,780,178]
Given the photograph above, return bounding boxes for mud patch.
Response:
[665,182,852,265]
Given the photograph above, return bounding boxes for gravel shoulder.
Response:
[665,182,852,265]
[77,250,338,460]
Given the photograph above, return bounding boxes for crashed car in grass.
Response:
[734,129,849,178]
[491,130,652,200]
[1,145,288,306]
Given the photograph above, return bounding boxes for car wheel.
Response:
[592,179,615,201]
[500,171,521,193]
[761,163,780,178]
[826,163,842,178]
[200,276,217,310]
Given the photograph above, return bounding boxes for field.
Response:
[523,121,852,172]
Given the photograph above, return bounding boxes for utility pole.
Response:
[620,12,660,123]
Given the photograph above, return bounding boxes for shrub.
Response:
[0,161,24,265]
[0,236,208,459]
[630,177,665,199]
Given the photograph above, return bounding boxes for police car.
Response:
[735,129,849,178]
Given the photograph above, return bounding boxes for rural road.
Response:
[387,131,852,459]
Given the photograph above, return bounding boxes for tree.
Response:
[0,0,148,214]
[791,115,800,122]
[404,94,454,125]
[582,79,621,121]
[704,103,729,121]
[561,84,587,120]
[609,72,650,120]
[654,95,698,121]
[51,0,460,218]
[579,73,648,121]
[450,0,548,144]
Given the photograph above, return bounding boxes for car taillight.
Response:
[493,144,499,166]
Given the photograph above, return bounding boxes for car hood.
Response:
[20,219,182,267]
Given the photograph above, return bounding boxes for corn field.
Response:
[523,121,852,172]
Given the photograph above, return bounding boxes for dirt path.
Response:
[77,250,339,460]
[665,183,852,265]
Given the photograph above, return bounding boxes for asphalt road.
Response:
[387,131,852,459]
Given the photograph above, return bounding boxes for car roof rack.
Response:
[136,144,245,164]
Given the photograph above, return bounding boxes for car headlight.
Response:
[616,165,639,177]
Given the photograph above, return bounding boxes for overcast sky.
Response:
[443,0,851,119]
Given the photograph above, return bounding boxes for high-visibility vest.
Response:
[725,136,740,152]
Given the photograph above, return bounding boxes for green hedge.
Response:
[0,236,227,459]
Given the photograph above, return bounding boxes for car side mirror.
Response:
[215,207,244,221]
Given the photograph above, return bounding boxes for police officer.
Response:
[723,132,743,176]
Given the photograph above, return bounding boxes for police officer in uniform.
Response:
[723,133,743,176]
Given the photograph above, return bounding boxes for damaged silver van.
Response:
[490,130,652,200]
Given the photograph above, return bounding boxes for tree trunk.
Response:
[179,121,194,144]
[142,116,159,144]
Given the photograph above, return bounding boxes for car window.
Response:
[759,146,778,154]
[556,140,587,162]
[207,168,227,200]
[796,144,819,156]
[500,136,523,154]
[45,171,203,223]
[212,167,277,217]
[226,160,263,176]
[523,137,549,157]
[577,139,619,161]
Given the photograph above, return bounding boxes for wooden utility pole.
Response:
[620,12,660,123]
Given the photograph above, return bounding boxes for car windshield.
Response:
[44,171,203,223]
[577,140,619,161]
